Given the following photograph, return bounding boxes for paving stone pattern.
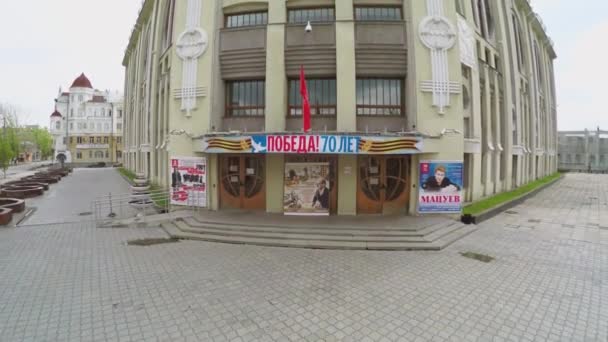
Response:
[0,173,606,341]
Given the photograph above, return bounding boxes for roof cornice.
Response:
[123,0,155,66]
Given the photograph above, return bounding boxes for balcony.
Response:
[220,26,267,80]
[355,22,407,76]
[285,23,336,77]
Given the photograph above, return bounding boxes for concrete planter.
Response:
[0,198,25,213]
[0,208,13,226]
[1,185,44,199]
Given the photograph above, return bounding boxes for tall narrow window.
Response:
[161,0,176,51]
[288,8,335,24]
[225,12,268,28]
[355,7,402,21]
[356,79,403,116]
[512,14,525,70]
[533,42,545,90]
[288,79,336,116]
[225,80,265,116]
[455,0,466,17]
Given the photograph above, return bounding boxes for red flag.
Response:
[300,65,311,132]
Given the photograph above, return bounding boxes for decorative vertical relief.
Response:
[419,0,460,114]
[175,0,208,117]
[458,17,477,70]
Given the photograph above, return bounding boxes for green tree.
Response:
[31,128,53,159]
[0,136,14,178]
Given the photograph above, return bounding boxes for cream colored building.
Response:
[51,74,124,165]
[123,0,557,216]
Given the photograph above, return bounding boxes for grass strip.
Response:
[463,172,561,216]
[117,167,136,183]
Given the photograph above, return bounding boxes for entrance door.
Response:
[357,156,409,214]
[220,155,266,210]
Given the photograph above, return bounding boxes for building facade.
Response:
[558,129,608,173]
[50,74,124,165]
[123,0,557,215]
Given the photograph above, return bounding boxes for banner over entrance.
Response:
[201,134,423,155]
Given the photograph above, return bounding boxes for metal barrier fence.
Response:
[92,189,206,227]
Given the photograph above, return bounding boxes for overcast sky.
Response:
[0,0,606,131]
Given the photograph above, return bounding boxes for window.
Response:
[476,0,494,40]
[455,0,466,17]
[104,137,109,144]
[288,8,334,24]
[512,14,525,70]
[161,0,176,51]
[77,137,84,144]
[533,42,544,89]
[117,137,122,144]
[77,152,82,159]
[108,110,112,117]
[117,123,122,130]
[105,151,109,158]
[104,123,110,131]
[471,0,480,27]
[62,137,66,144]
[288,79,336,116]
[225,12,268,28]
[355,7,402,21]
[226,80,265,116]
[55,121,61,130]
[89,137,95,144]
[89,151,93,158]
[78,95,83,102]
[69,137,74,144]
[70,109,74,117]
[118,110,122,118]
[117,151,123,159]
[96,137,102,144]
[356,79,403,116]
[70,123,73,130]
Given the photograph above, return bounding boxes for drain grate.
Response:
[528,219,541,223]
[460,252,495,263]
[505,210,519,215]
[79,212,93,216]
[127,238,179,246]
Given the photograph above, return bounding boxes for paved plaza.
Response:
[0,172,606,341]
[20,168,132,226]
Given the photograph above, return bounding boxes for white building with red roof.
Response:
[50,73,124,165]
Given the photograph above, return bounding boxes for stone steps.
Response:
[161,216,478,251]
[182,216,453,237]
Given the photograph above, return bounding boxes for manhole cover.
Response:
[127,238,179,246]
[79,212,93,216]
[505,210,518,215]
[460,252,495,263]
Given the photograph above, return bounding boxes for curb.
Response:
[461,176,563,225]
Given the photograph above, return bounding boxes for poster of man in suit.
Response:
[284,162,330,216]
[170,156,207,207]
[418,161,463,213]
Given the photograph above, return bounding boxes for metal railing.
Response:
[91,188,206,227]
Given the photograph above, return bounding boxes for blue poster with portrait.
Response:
[418,161,464,213]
